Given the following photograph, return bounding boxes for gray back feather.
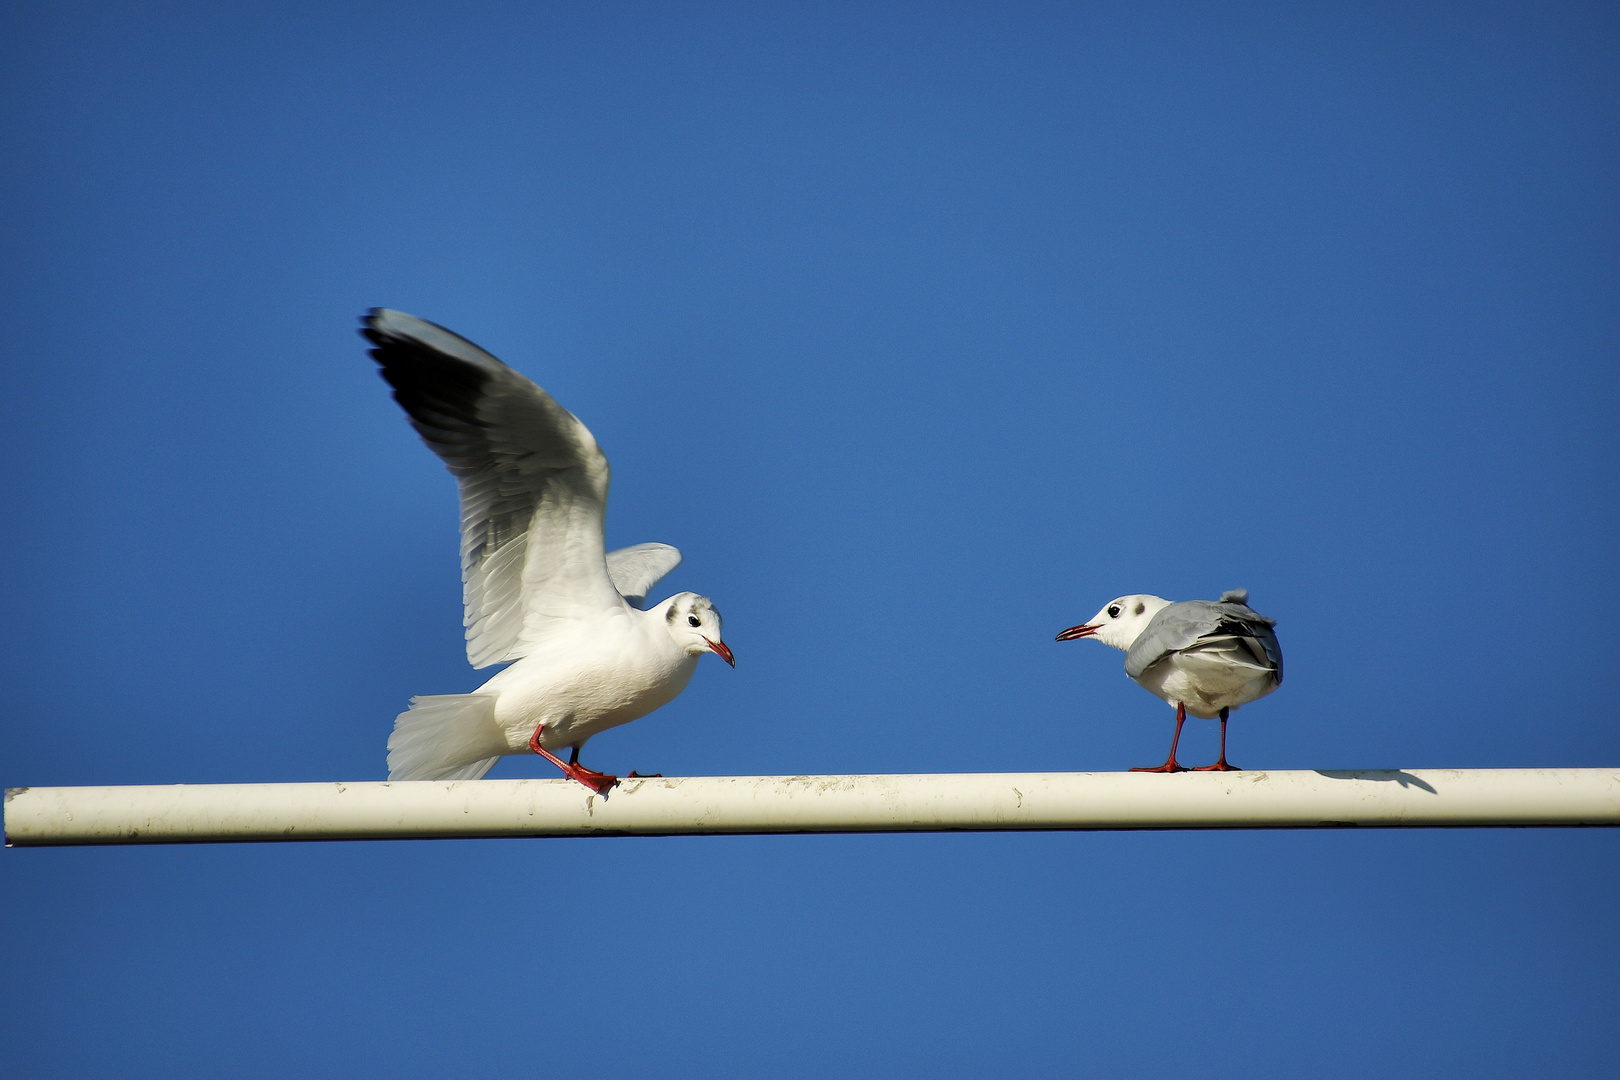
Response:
[1125,591,1282,681]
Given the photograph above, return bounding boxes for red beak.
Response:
[1055,623,1100,641]
[703,637,736,667]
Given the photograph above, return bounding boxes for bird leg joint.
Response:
[530,725,619,794]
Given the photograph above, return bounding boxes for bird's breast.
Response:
[478,619,698,745]
[1132,642,1280,718]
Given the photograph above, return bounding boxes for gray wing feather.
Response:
[363,309,620,668]
[1125,594,1282,682]
[605,543,683,607]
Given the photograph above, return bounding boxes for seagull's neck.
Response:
[643,596,696,656]
[1095,625,1139,652]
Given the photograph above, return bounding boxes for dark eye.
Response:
[688,615,701,627]
[1107,605,1121,619]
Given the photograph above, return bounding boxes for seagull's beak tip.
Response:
[705,638,736,667]
[1055,624,1099,642]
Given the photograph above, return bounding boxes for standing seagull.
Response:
[363,309,734,792]
[1056,589,1281,772]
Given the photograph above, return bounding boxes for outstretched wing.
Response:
[363,309,623,668]
[1126,596,1283,683]
[605,543,683,608]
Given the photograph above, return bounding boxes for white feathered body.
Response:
[479,602,700,752]
[1133,639,1279,719]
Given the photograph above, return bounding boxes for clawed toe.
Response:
[564,766,619,793]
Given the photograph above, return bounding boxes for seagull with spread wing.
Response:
[362,309,734,792]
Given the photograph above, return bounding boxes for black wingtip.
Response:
[359,308,389,348]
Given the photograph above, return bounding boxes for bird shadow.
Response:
[1313,769,1438,794]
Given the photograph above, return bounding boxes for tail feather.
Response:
[387,694,506,781]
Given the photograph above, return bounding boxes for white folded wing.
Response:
[363,309,679,666]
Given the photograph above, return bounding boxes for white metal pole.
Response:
[6,769,1619,846]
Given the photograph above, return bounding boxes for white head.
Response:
[1055,594,1172,652]
[663,592,735,666]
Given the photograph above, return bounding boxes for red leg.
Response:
[1131,703,1189,773]
[530,725,618,793]
[1193,708,1240,771]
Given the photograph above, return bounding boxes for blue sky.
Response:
[2,2,1616,1075]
